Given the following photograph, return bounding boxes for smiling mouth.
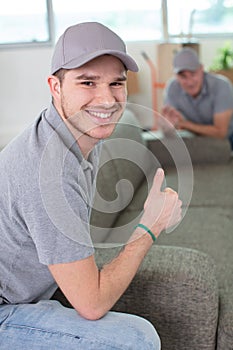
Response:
[87,110,113,119]
[85,108,123,125]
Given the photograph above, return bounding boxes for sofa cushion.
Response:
[217,293,233,350]
[158,161,233,349]
[147,135,231,168]
[90,109,156,245]
[95,245,219,350]
[103,178,149,244]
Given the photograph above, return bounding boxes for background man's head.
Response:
[173,48,204,98]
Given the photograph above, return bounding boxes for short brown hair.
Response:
[53,68,68,85]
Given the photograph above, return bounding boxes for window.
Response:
[167,0,233,37]
[52,0,162,41]
[0,0,50,45]
[0,0,232,48]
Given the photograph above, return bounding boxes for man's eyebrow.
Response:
[74,74,100,80]
[74,74,127,81]
[115,75,127,82]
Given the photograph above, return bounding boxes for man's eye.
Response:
[81,81,94,86]
[110,82,124,86]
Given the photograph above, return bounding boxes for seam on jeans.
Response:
[2,323,130,349]
[2,323,80,339]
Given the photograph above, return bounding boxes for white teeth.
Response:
[88,111,112,119]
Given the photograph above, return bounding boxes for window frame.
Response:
[165,0,233,40]
[0,0,232,49]
[0,0,54,49]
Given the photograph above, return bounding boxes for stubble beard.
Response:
[60,96,124,141]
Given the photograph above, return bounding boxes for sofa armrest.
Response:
[147,135,231,168]
[217,292,233,350]
[95,245,219,350]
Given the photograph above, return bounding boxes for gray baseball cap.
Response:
[51,22,138,74]
[173,48,200,74]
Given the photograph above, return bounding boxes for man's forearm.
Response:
[96,229,153,318]
[179,119,227,138]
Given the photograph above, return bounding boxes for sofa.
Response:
[92,108,233,350]
[54,109,233,349]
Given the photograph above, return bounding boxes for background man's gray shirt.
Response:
[0,103,100,304]
[164,72,233,135]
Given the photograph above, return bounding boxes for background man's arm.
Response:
[178,109,232,138]
[162,105,232,139]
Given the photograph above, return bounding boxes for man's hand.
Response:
[140,168,182,238]
[161,105,184,129]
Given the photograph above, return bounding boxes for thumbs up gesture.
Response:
[140,168,182,239]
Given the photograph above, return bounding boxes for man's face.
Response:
[176,65,204,98]
[53,55,127,146]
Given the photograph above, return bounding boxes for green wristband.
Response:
[134,223,156,242]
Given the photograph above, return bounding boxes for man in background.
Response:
[162,47,233,151]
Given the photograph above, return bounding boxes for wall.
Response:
[0,37,232,147]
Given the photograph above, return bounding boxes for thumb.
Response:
[144,168,164,209]
[153,168,165,192]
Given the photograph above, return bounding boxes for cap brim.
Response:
[174,65,199,74]
[56,49,138,73]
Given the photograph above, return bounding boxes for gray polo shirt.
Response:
[0,103,100,304]
[164,72,233,135]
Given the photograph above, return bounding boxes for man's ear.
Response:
[47,75,61,100]
[199,64,204,72]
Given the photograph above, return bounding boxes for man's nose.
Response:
[94,85,116,106]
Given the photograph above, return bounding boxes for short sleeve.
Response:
[19,142,95,265]
[212,76,233,114]
[163,78,180,108]
[20,186,94,265]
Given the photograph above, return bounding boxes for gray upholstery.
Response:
[147,135,231,167]
[95,246,219,350]
[90,110,157,245]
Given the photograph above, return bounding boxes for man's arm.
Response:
[48,168,182,320]
[178,109,232,138]
[162,105,232,139]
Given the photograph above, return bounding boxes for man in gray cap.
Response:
[0,22,182,349]
[162,47,233,150]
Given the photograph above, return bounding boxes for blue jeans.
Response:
[0,300,161,349]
